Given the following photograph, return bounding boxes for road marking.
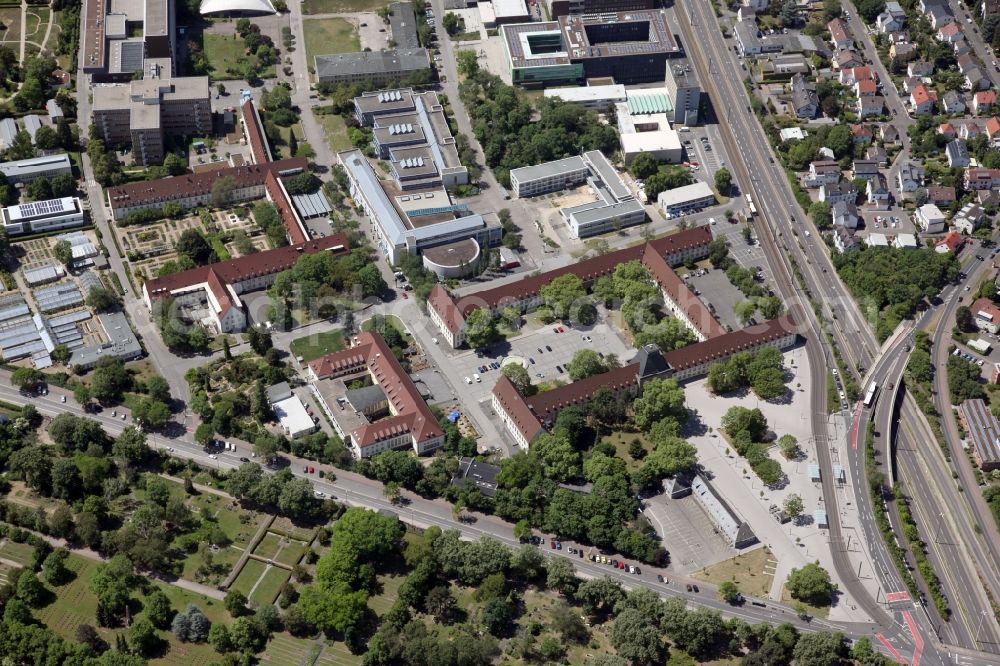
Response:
[886,591,911,603]
[851,402,864,449]
[903,611,923,666]
[876,633,908,664]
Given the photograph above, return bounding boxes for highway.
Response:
[673,0,999,662]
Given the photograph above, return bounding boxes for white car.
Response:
[60,395,66,403]
[314,491,326,498]
[465,376,472,384]
[208,454,218,459]
[474,373,481,383]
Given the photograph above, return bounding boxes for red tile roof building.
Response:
[492,316,799,447]
[428,227,717,348]
[974,90,997,115]
[964,168,1000,190]
[241,98,273,165]
[141,234,349,333]
[934,230,963,254]
[308,331,445,458]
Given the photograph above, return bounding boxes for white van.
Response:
[679,126,690,132]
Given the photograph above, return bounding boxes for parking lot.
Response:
[681,124,731,185]
[685,267,747,331]
[711,219,777,290]
[643,493,736,573]
[449,316,634,404]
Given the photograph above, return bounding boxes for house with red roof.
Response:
[308,331,445,458]
[142,234,349,333]
[910,84,937,114]
[828,18,852,49]
[974,91,997,116]
[936,21,963,42]
[939,122,957,138]
[987,117,1000,146]
[934,229,965,254]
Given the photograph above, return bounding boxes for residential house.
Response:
[915,203,947,233]
[818,146,835,160]
[927,185,956,206]
[986,117,1000,146]
[978,190,1000,207]
[885,1,905,17]
[856,79,878,97]
[937,21,963,43]
[954,203,986,234]
[890,42,917,62]
[820,182,857,205]
[966,67,988,91]
[942,90,966,114]
[790,74,819,118]
[881,124,900,144]
[893,233,919,249]
[807,160,841,188]
[850,124,873,144]
[902,76,926,94]
[867,145,888,166]
[974,91,997,115]
[926,5,955,29]
[858,95,884,117]
[866,173,891,209]
[965,167,1000,190]
[876,11,904,33]
[764,54,810,75]
[946,139,971,168]
[834,49,864,70]
[940,122,958,138]
[961,122,981,140]
[840,66,874,86]
[852,159,880,180]
[828,19,852,49]
[866,233,890,247]
[935,230,964,253]
[908,60,934,77]
[911,84,938,114]
[897,162,926,192]
[953,36,973,57]
[831,201,860,229]
[834,227,860,253]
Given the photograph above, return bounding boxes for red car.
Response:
[402,293,408,299]
[558,326,565,333]
[308,466,315,474]
[550,540,556,549]
[618,561,625,570]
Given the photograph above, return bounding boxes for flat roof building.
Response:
[543,83,628,110]
[314,49,430,87]
[0,154,72,184]
[91,72,211,166]
[547,0,656,19]
[1,197,85,236]
[664,56,701,126]
[67,312,143,370]
[502,10,679,87]
[273,396,317,438]
[657,181,716,216]
[451,457,500,496]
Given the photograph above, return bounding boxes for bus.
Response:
[863,382,879,408]
[745,193,757,217]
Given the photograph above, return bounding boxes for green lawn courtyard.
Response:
[303,18,359,64]
[289,330,345,362]
[316,113,353,154]
[203,33,276,81]
[302,0,384,14]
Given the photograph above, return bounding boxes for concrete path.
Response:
[221,514,276,590]
[17,0,25,61]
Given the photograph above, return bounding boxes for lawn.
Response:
[302,0,384,13]
[178,492,262,584]
[599,430,653,473]
[303,18,359,64]
[230,558,268,598]
[253,532,283,561]
[691,546,777,598]
[260,634,333,666]
[274,539,309,567]
[0,562,15,586]
[289,330,345,362]
[248,566,290,606]
[0,539,37,566]
[314,641,362,666]
[316,113,353,154]
[36,555,100,640]
[368,573,406,616]
[361,314,409,339]
[780,587,831,620]
[202,33,276,81]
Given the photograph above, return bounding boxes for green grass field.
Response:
[303,18,359,64]
[203,33,276,81]
[274,539,308,567]
[289,330,345,362]
[249,566,290,606]
[230,558,267,598]
[0,539,36,566]
[302,0,384,14]
[178,492,261,584]
[36,556,100,640]
[253,533,283,561]
[368,573,405,616]
[259,633,330,666]
[316,113,353,154]
[314,641,362,666]
[361,314,409,339]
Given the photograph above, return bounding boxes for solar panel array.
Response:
[14,197,73,218]
[34,281,83,313]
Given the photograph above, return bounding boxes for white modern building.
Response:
[0,154,72,184]
[915,203,947,233]
[543,84,628,111]
[657,181,716,216]
[1,197,85,236]
[272,396,317,438]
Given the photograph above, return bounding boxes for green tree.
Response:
[793,631,849,666]
[501,362,533,395]
[784,493,804,518]
[16,570,46,607]
[42,549,71,586]
[567,348,610,381]
[463,308,497,349]
[91,356,132,403]
[210,175,237,208]
[610,608,665,665]
[540,273,587,321]
[955,305,976,332]
[734,299,758,324]
[225,590,249,617]
[457,49,479,78]
[176,229,216,266]
[545,556,579,595]
[53,239,73,266]
[632,378,686,430]
[714,167,732,194]
[127,619,160,656]
[786,563,836,606]
[719,580,741,604]
[630,152,659,180]
[208,623,232,653]
[778,434,799,459]
[86,286,119,312]
[163,153,187,176]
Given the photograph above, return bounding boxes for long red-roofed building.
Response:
[241,97,273,165]
[141,234,349,333]
[492,316,799,448]
[307,331,445,458]
[428,226,718,347]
